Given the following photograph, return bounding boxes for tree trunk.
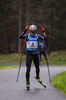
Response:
[18,0,22,54]
[26,0,30,25]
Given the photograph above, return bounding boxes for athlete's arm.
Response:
[38,34,43,41]
[19,26,29,39]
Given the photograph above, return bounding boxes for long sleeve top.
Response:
[19,29,47,54]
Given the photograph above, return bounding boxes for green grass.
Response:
[42,50,66,65]
[0,64,18,70]
[0,50,66,65]
[0,53,26,63]
[51,71,66,94]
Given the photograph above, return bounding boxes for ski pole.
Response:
[46,60,51,82]
[42,30,51,82]
[16,53,23,82]
[16,42,25,82]
[43,52,51,82]
[16,31,27,82]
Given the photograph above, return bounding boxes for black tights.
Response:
[26,53,40,82]
[40,51,48,62]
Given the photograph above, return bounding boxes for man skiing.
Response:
[19,25,46,89]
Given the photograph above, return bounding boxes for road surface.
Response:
[0,64,66,100]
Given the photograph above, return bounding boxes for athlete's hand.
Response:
[25,26,29,30]
[41,27,45,32]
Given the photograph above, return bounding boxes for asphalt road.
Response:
[0,64,66,100]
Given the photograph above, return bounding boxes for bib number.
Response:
[26,41,38,49]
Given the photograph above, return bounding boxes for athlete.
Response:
[39,27,48,64]
[39,41,48,64]
[19,25,45,89]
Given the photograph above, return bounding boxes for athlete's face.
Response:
[31,31,35,36]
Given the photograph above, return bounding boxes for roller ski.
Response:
[34,75,46,88]
[26,81,30,90]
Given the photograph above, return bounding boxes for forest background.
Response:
[0,0,66,54]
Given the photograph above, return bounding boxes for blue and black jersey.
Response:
[19,30,43,54]
[39,43,44,51]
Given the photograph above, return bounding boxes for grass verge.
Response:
[0,51,66,65]
[0,53,26,63]
[51,71,66,94]
[0,64,18,70]
[42,50,66,65]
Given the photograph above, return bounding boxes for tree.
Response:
[0,0,66,54]
[18,0,23,53]
[26,0,30,25]
[18,0,30,53]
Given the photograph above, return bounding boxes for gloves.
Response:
[25,26,29,30]
[41,27,45,32]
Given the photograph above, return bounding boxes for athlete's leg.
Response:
[39,51,43,64]
[43,51,48,63]
[40,51,42,62]
[33,54,40,79]
[26,54,32,82]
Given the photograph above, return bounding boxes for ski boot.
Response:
[34,75,42,82]
[34,75,46,88]
[26,81,30,90]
